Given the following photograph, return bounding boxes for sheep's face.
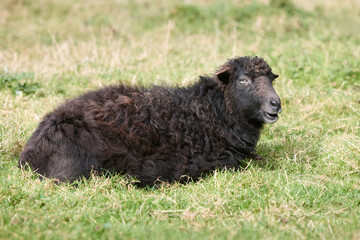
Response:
[217,57,282,124]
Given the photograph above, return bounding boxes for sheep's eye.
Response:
[237,75,251,85]
[238,78,249,84]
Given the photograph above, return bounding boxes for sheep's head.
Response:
[217,56,281,124]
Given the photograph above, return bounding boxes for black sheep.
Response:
[19,56,282,187]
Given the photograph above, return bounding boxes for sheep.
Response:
[19,56,282,187]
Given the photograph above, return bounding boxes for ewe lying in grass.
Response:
[19,56,281,187]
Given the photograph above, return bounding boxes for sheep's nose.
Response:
[270,99,282,113]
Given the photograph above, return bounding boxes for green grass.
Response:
[1,0,360,239]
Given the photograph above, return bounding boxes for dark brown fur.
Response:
[19,56,281,187]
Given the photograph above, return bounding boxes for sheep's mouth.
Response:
[263,111,279,123]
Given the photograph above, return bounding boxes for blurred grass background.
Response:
[0,0,359,239]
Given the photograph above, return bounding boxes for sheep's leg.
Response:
[20,137,98,182]
[249,153,262,160]
[46,148,98,182]
[135,158,186,187]
[19,119,100,182]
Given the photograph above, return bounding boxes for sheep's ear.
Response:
[273,73,279,79]
[216,66,232,84]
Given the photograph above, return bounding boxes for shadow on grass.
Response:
[239,136,322,172]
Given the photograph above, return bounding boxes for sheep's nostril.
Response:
[270,100,279,107]
[269,100,281,112]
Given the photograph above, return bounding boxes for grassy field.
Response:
[1,0,360,239]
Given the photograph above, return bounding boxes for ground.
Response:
[0,0,359,239]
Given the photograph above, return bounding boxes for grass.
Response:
[1,0,359,239]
